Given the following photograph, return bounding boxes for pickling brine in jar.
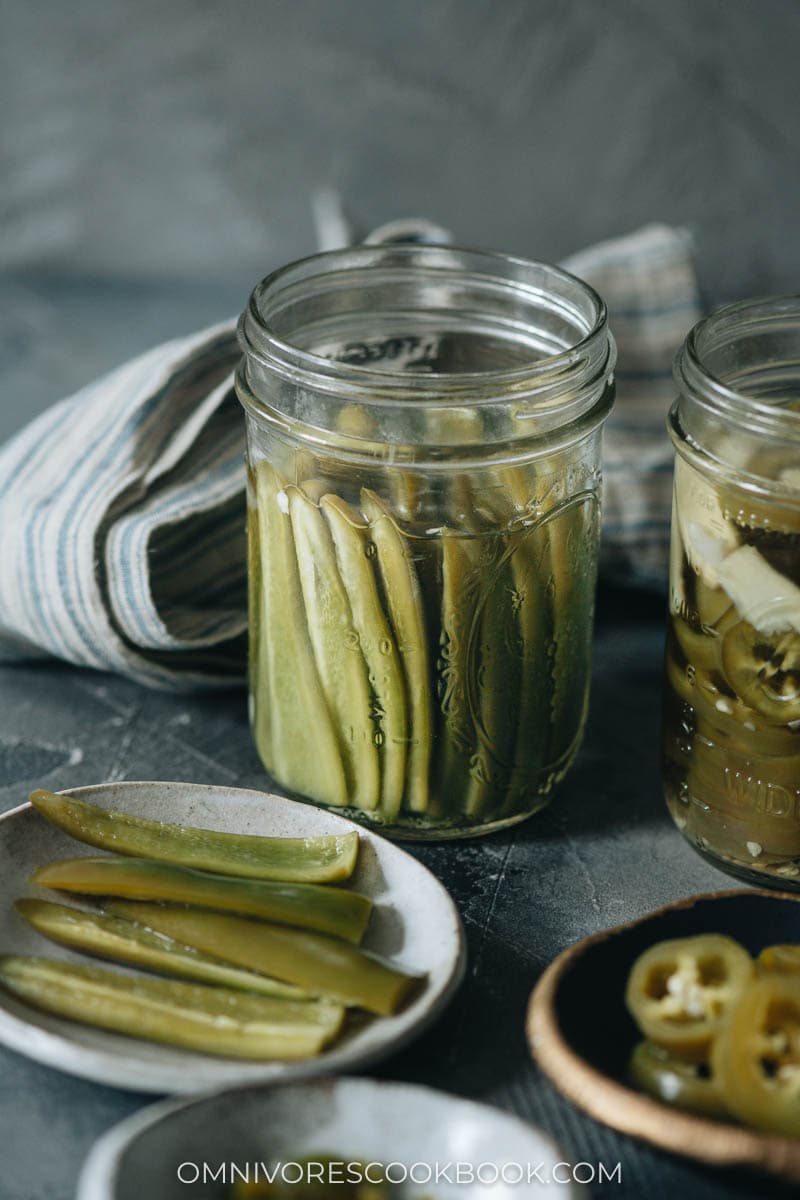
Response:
[237,246,615,838]
[663,295,800,884]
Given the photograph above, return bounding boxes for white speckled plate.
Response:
[0,782,465,1093]
[77,1076,575,1200]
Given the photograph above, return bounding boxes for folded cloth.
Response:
[563,226,701,588]
[0,322,244,688]
[0,224,700,689]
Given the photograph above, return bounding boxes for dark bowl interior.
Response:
[557,891,800,1083]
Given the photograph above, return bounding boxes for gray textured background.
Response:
[1,3,799,1198]
[2,0,799,441]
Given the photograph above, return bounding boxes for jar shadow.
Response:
[516,601,669,843]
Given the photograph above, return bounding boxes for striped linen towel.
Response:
[563,225,701,588]
[0,224,700,689]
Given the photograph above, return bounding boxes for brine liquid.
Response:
[247,454,600,837]
[663,457,800,885]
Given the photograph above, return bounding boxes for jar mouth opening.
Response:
[238,244,614,408]
[675,293,800,440]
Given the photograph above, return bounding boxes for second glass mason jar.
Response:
[236,245,615,838]
[664,294,800,885]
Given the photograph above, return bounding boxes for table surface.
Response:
[2,3,799,1191]
[0,593,794,1200]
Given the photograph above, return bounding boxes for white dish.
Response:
[0,782,465,1093]
[77,1076,574,1200]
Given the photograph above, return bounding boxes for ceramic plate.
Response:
[0,782,465,1093]
[77,1076,575,1200]
[527,889,800,1183]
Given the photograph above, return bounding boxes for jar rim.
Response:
[674,292,800,441]
[238,244,615,410]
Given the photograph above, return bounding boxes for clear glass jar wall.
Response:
[664,294,800,884]
[236,246,615,838]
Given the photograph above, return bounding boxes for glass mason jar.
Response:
[236,245,615,838]
[663,294,800,886]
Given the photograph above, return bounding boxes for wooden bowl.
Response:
[526,890,800,1182]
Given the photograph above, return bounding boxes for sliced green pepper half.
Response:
[361,489,433,813]
[28,789,359,883]
[16,898,310,999]
[108,902,421,1016]
[32,857,372,944]
[321,494,408,822]
[288,486,380,811]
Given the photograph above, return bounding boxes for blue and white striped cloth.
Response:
[0,224,700,689]
[562,225,701,587]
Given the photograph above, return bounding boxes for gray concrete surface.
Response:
[1,618,785,1200]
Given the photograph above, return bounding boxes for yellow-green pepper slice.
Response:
[665,644,800,758]
[721,620,800,726]
[758,945,800,977]
[694,578,735,630]
[711,974,800,1138]
[671,602,738,675]
[252,463,348,809]
[628,1040,729,1118]
[626,934,754,1058]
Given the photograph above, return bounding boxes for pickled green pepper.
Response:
[32,857,372,944]
[29,789,359,883]
[16,898,310,999]
[0,955,343,1059]
[108,901,421,1016]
